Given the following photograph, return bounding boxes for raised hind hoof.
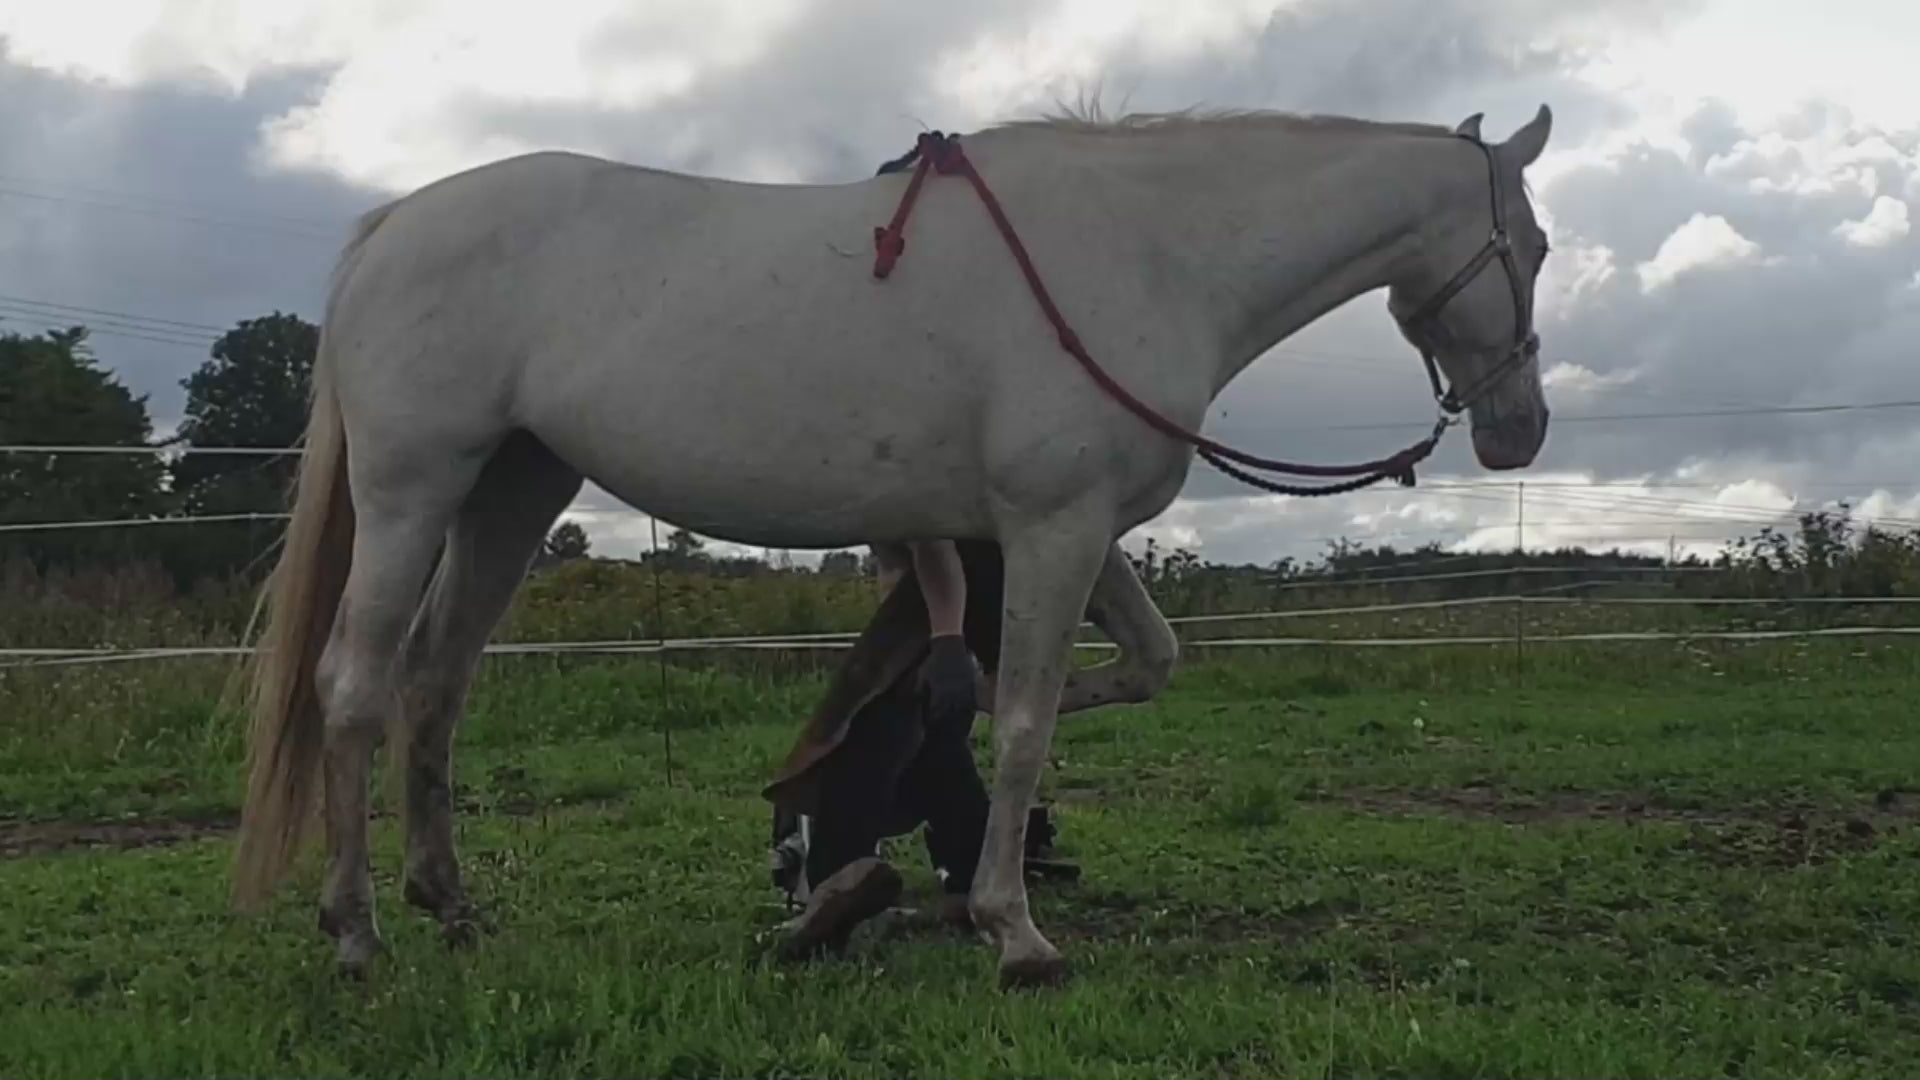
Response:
[997,947,1071,991]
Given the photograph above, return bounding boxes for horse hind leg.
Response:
[313,447,496,974]
[396,433,583,944]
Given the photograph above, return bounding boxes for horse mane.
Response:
[990,100,1454,140]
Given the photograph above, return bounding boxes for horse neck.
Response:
[1079,125,1465,396]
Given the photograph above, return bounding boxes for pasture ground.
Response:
[3,640,1919,1078]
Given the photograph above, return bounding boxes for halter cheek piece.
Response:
[1395,133,1541,418]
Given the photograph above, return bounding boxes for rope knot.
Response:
[872,225,906,279]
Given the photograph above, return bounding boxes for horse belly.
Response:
[519,334,991,549]
[547,428,982,548]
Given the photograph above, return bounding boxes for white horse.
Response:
[231,103,1555,988]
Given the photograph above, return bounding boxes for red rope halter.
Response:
[870,131,1449,497]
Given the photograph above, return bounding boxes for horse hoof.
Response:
[334,935,383,978]
[998,947,1071,990]
[321,907,385,976]
[440,910,490,950]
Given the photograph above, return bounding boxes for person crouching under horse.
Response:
[761,538,1072,960]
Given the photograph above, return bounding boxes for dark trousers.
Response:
[805,674,990,895]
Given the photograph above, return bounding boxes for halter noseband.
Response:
[1396,133,1540,418]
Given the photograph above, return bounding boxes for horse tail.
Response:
[229,200,395,911]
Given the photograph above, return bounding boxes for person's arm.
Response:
[907,539,966,639]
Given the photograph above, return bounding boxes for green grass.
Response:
[4,642,1920,1077]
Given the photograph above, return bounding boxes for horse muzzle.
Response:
[1470,403,1549,470]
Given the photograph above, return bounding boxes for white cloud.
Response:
[930,0,1280,118]
[1834,196,1911,248]
[1635,212,1761,291]
[0,2,384,91]
[1576,0,1920,133]
[260,1,814,191]
[2,1,814,191]
[1704,125,1920,202]
[1541,360,1641,398]
[1536,241,1618,316]
[1855,489,1920,524]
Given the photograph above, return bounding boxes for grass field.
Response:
[4,635,1920,1078]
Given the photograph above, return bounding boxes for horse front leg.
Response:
[972,541,1178,717]
[970,514,1113,988]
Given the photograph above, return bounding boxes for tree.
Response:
[666,527,706,562]
[166,312,319,583]
[640,526,711,572]
[0,326,170,572]
[170,312,318,515]
[817,550,862,577]
[541,521,591,564]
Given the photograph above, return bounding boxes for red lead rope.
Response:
[870,131,1450,497]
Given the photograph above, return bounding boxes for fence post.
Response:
[650,516,674,786]
[1513,482,1526,678]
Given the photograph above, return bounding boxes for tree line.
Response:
[1,314,592,587]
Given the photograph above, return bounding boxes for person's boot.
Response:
[775,856,903,962]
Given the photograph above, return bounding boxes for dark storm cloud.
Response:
[467,0,1037,184]
[0,51,378,425]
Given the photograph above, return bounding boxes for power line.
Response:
[0,172,348,230]
[0,293,229,334]
[0,183,341,241]
[1294,398,1920,434]
[0,320,213,351]
[0,308,213,350]
[1266,344,1770,411]
[1510,485,1920,530]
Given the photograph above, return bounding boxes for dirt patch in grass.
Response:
[1677,814,1894,869]
[1314,782,1917,867]
[0,814,236,858]
[1050,889,1357,944]
[0,778,627,859]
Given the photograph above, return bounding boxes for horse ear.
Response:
[1503,103,1553,166]
[1453,112,1484,140]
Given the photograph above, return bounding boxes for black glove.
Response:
[919,634,978,730]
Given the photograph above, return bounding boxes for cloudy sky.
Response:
[3,0,1917,567]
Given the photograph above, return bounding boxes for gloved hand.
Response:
[919,634,978,729]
